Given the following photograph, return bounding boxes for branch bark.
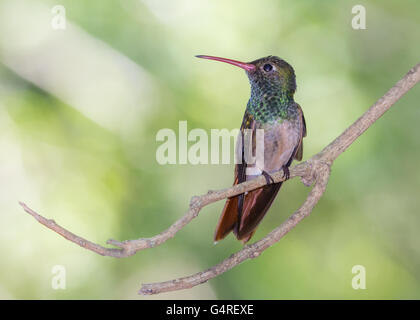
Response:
[20,62,420,295]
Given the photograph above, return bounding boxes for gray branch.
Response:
[20,62,420,295]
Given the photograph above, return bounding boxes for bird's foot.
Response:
[262,171,275,185]
[282,165,290,181]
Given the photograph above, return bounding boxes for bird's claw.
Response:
[262,171,275,184]
[282,166,290,180]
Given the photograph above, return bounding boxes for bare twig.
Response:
[140,161,330,295]
[20,62,420,295]
[19,163,310,258]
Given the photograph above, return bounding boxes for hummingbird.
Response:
[196,55,306,243]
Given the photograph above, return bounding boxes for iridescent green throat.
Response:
[246,85,296,123]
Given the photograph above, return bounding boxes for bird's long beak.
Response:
[196,55,255,71]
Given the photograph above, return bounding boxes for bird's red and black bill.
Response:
[196,55,255,71]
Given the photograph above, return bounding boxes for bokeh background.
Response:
[1,0,419,299]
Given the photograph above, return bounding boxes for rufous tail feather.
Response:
[214,182,282,243]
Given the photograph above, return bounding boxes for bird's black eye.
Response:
[263,64,273,72]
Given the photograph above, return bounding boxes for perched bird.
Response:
[196,55,306,243]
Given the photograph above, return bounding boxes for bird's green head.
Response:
[196,55,296,97]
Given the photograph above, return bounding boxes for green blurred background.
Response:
[1,0,419,299]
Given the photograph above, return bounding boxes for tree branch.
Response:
[20,62,420,295]
[140,161,331,295]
